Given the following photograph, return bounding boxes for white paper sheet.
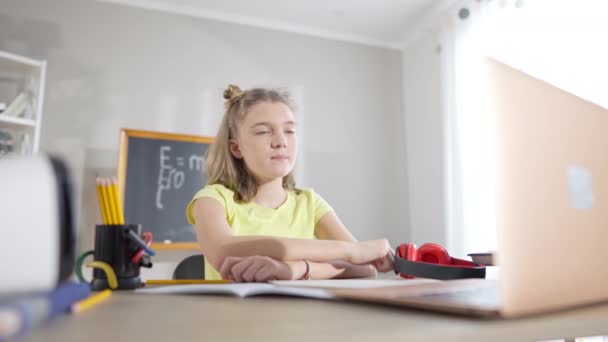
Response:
[271,278,438,289]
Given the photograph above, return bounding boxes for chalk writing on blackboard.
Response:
[157,146,208,209]
[118,129,214,249]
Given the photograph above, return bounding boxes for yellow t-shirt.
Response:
[186,184,334,280]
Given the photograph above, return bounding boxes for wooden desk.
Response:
[23,292,608,342]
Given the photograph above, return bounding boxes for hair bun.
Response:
[223,84,244,102]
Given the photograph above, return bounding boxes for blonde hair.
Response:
[206,84,299,202]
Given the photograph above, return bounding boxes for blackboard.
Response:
[117,129,213,250]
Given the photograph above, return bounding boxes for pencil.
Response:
[103,178,118,224]
[111,177,124,224]
[71,289,112,314]
[145,279,231,285]
[95,177,109,224]
[100,178,113,224]
[99,178,110,224]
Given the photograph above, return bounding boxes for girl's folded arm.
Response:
[192,197,357,270]
[285,260,376,280]
[312,211,378,278]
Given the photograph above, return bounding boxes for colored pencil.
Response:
[71,289,112,314]
[95,177,109,224]
[111,177,124,224]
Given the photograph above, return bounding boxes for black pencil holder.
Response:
[91,224,150,290]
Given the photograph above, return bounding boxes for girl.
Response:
[187,85,394,282]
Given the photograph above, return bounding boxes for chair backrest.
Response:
[172,254,205,280]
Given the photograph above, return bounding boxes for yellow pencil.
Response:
[99,177,112,224]
[95,177,109,224]
[71,289,112,314]
[103,178,118,225]
[111,177,124,224]
[145,279,231,285]
[100,178,113,224]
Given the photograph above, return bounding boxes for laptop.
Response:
[332,58,608,318]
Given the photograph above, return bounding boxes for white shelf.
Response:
[0,115,36,129]
[0,50,46,155]
[0,51,43,69]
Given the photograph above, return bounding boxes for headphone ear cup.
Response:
[406,243,417,261]
[397,243,407,259]
[417,243,451,265]
[396,243,417,279]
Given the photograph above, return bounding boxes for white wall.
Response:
[0,0,407,278]
[401,33,446,247]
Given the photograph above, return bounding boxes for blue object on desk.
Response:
[0,282,90,341]
[127,230,156,256]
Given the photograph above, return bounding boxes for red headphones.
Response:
[394,242,486,280]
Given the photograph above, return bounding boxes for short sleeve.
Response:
[311,190,334,225]
[186,184,232,224]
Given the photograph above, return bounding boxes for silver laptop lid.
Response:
[487,58,608,317]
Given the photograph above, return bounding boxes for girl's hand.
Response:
[352,239,395,272]
[219,256,294,282]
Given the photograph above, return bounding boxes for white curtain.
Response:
[439,0,608,257]
[440,0,498,258]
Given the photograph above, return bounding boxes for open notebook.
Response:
[136,283,334,299]
[135,278,438,299]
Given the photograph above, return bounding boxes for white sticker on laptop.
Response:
[567,166,594,209]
